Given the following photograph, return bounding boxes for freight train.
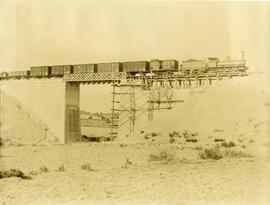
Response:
[0,57,247,80]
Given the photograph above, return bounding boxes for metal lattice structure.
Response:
[64,72,127,82]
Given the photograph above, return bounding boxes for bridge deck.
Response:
[0,71,248,83]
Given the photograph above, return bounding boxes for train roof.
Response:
[183,59,204,62]
[208,57,219,60]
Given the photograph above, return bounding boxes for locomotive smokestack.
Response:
[241,51,245,60]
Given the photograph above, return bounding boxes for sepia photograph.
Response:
[0,0,269,204]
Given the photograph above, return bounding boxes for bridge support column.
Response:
[65,83,81,143]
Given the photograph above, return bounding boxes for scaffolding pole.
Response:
[109,76,182,138]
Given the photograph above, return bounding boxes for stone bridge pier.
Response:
[65,83,81,143]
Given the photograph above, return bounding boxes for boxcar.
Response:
[51,65,73,76]
[8,71,30,78]
[181,59,207,74]
[207,58,219,70]
[73,64,96,74]
[97,62,122,73]
[161,60,178,71]
[30,66,51,77]
[150,59,160,71]
[122,61,149,73]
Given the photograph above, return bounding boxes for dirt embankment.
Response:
[0,91,59,146]
[118,74,270,157]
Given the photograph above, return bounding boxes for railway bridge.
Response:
[0,71,247,143]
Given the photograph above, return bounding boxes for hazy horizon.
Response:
[0,1,269,112]
[0,1,269,71]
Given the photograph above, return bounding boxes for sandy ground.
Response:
[1,73,270,205]
[0,143,270,205]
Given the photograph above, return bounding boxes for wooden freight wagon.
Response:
[181,59,207,74]
[73,64,96,73]
[97,62,122,73]
[51,65,73,76]
[122,61,149,73]
[30,66,51,77]
[207,58,219,71]
[161,60,178,71]
[8,70,30,79]
[150,59,160,71]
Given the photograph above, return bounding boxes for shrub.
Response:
[57,165,65,172]
[220,141,236,148]
[81,163,94,171]
[199,147,252,160]
[169,131,181,138]
[191,132,198,137]
[82,135,112,142]
[119,143,127,148]
[186,138,198,143]
[213,129,224,133]
[169,137,175,144]
[228,141,236,147]
[214,138,225,142]
[151,132,158,137]
[192,146,202,150]
[0,169,32,180]
[238,139,243,143]
[169,132,174,138]
[198,147,223,160]
[144,134,150,140]
[223,149,252,158]
[121,158,133,169]
[183,130,190,138]
[39,166,49,173]
[149,150,175,162]
[29,170,39,176]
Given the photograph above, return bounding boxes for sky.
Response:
[0,0,269,112]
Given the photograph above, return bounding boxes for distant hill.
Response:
[80,110,112,128]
